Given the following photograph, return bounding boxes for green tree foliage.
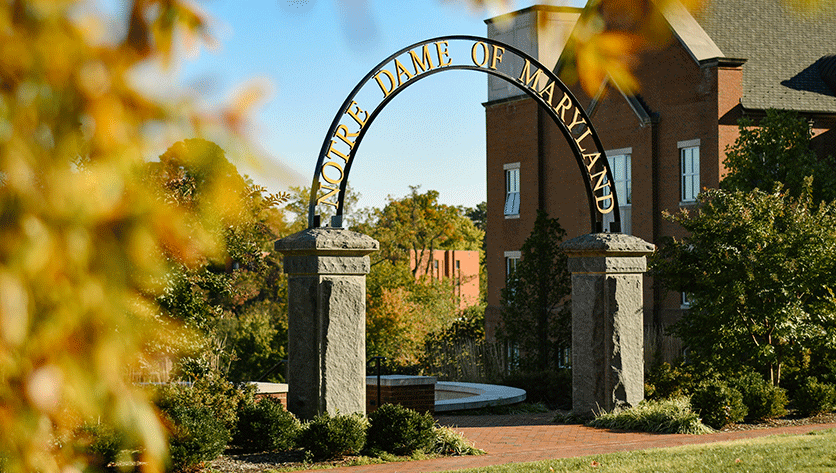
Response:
[721,109,836,203]
[651,184,836,385]
[354,188,484,368]
[355,186,482,276]
[499,210,571,372]
[285,184,361,232]
[150,139,291,383]
[465,201,487,232]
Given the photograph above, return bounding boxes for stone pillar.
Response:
[275,228,378,420]
[561,233,655,416]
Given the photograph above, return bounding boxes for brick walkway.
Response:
[296,411,836,473]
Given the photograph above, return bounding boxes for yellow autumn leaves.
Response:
[0,1,257,472]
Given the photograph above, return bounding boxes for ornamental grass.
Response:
[586,397,713,435]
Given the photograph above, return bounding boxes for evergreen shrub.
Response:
[233,397,300,453]
[297,412,367,460]
[163,404,229,473]
[153,370,254,433]
[690,378,747,429]
[731,370,787,421]
[76,422,125,471]
[794,377,836,417]
[367,404,435,455]
[645,362,693,400]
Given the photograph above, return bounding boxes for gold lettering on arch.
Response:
[315,38,618,223]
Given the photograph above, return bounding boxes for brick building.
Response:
[484,1,836,342]
[410,249,481,309]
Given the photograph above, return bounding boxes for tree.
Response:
[651,183,836,385]
[364,257,461,368]
[721,109,836,203]
[355,186,483,277]
[150,139,291,383]
[354,188,484,368]
[465,201,487,232]
[499,210,572,372]
[285,184,361,233]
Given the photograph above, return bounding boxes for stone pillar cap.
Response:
[561,233,655,256]
[275,227,379,256]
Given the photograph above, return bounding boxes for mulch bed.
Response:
[718,411,836,432]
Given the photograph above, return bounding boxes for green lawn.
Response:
[448,429,836,473]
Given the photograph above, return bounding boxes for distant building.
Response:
[484,1,836,345]
[410,249,481,310]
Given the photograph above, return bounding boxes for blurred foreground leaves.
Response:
[0,1,274,471]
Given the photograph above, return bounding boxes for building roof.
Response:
[657,0,723,64]
[693,0,836,113]
[495,1,836,115]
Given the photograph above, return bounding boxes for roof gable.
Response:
[657,0,723,64]
[694,0,836,113]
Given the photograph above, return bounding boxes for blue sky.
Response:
[176,0,583,212]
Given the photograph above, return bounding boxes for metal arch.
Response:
[308,35,620,233]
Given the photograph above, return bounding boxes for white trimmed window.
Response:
[681,292,692,309]
[504,251,520,279]
[504,163,520,217]
[504,250,521,299]
[602,148,632,234]
[680,139,700,203]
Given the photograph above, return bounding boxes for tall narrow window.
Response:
[504,163,520,217]
[680,140,700,203]
[602,148,632,234]
[504,251,520,280]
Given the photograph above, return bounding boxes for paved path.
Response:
[296,411,836,473]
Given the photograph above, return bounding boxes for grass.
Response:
[446,428,836,473]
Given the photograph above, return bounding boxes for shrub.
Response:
[794,377,836,417]
[690,378,747,429]
[367,404,435,455]
[162,404,230,473]
[501,369,571,409]
[75,422,126,471]
[645,362,693,400]
[731,370,788,421]
[431,426,484,456]
[297,412,367,460]
[586,397,712,435]
[233,397,300,453]
[154,371,254,433]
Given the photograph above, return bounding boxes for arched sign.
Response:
[308,35,620,233]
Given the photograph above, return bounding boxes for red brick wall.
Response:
[255,392,288,409]
[484,37,737,336]
[366,383,435,414]
[410,249,481,309]
[485,98,541,339]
